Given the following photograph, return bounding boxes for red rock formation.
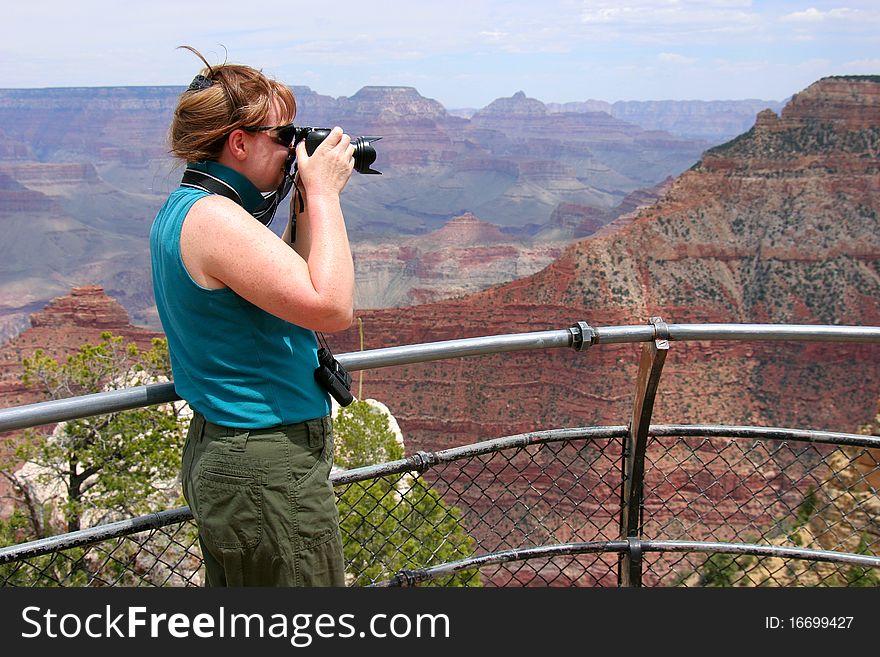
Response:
[0,286,161,410]
[782,76,880,128]
[422,212,509,245]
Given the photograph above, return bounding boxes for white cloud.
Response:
[782,7,825,22]
[574,0,764,47]
[658,53,698,65]
[781,7,856,22]
[479,31,508,42]
[579,1,759,27]
[580,6,637,24]
[842,58,880,71]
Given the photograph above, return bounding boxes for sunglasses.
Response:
[243,123,298,147]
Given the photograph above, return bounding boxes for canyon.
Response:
[323,76,880,582]
[325,76,880,443]
[0,83,748,339]
[0,76,877,585]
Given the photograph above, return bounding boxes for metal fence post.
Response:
[619,317,669,586]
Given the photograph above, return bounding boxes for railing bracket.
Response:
[569,321,595,351]
[393,568,425,587]
[409,450,438,473]
[626,537,643,587]
[650,316,670,347]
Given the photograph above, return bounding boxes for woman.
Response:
[150,47,355,586]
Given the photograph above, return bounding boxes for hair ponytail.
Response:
[169,46,296,162]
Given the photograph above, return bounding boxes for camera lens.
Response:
[295,127,382,174]
[353,137,381,174]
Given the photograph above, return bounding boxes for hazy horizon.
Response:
[0,81,788,109]
[2,1,877,108]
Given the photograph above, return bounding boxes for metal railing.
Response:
[1,319,879,587]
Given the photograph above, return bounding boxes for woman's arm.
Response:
[181,128,356,332]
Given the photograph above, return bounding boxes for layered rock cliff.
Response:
[547,98,787,142]
[321,78,880,567]
[353,212,565,307]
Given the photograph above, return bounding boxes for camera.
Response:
[314,347,354,406]
[281,126,382,174]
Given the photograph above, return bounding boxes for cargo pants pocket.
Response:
[197,455,267,551]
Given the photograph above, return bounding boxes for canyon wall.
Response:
[0,85,712,338]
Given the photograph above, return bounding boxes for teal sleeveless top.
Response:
[150,161,330,428]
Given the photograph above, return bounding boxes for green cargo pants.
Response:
[181,412,346,586]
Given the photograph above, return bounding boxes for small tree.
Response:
[0,333,193,585]
[334,399,404,467]
[334,400,480,586]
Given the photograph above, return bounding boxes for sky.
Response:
[1,1,879,108]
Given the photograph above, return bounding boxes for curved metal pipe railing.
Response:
[0,507,192,564]
[649,425,880,448]
[372,540,880,587]
[2,322,879,433]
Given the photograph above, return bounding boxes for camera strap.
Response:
[180,165,293,227]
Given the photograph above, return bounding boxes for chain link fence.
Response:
[642,431,880,586]
[1,323,879,586]
[1,425,877,587]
